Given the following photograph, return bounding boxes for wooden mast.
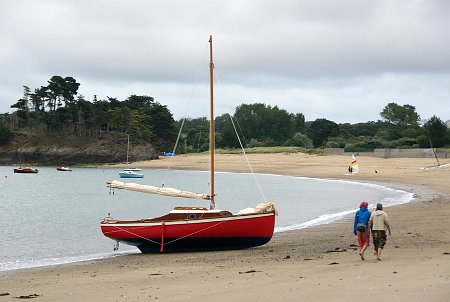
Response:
[209,35,215,210]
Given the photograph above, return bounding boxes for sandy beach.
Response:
[1,153,449,301]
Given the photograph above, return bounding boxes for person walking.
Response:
[369,203,391,261]
[353,201,371,260]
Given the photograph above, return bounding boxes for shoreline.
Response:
[0,176,415,274]
[1,154,449,301]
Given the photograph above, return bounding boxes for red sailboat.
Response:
[100,36,277,253]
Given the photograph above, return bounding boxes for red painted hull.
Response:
[101,212,276,253]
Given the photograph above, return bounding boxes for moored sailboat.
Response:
[118,168,144,178]
[14,166,39,173]
[100,36,277,253]
[56,167,72,172]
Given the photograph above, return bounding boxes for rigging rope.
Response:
[229,115,268,203]
[214,72,268,203]
[103,218,231,249]
[103,225,162,246]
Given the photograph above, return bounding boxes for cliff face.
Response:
[0,132,160,165]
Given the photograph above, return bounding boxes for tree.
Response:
[60,77,80,105]
[380,102,420,139]
[129,109,153,140]
[10,86,31,112]
[141,101,177,141]
[10,86,31,128]
[186,127,209,152]
[216,114,241,149]
[46,76,80,111]
[181,117,211,151]
[292,113,305,134]
[233,103,297,145]
[0,122,13,145]
[339,121,382,139]
[309,118,340,148]
[124,94,154,110]
[31,87,48,113]
[92,99,112,131]
[109,107,131,132]
[285,132,313,148]
[422,115,448,147]
[268,106,295,144]
[380,102,420,127]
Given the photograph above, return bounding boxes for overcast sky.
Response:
[1,0,449,124]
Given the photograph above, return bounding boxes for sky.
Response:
[1,0,449,124]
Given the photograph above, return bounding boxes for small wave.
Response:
[275,208,356,233]
[0,249,138,273]
[275,188,415,233]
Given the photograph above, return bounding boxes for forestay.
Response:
[107,180,211,200]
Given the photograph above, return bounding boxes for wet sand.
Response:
[1,154,449,301]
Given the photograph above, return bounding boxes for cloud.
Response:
[1,0,449,123]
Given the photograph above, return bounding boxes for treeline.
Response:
[180,102,450,153]
[1,76,178,149]
[1,75,449,153]
[179,103,306,152]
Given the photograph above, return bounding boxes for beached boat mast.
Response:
[209,35,216,210]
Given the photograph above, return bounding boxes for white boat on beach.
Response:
[346,154,360,175]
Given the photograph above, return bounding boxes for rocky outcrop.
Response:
[0,132,161,165]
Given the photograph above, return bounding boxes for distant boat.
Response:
[14,166,39,174]
[163,152,176,156]
[119,169,144,178]
[101,36,277,253]
[56,167,72,172]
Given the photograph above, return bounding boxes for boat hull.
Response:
[135,236,272,253]
[101,212,275,253]
[118,172,144,178]
[14,168,38,173]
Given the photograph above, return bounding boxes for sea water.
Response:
[0,166,413,272]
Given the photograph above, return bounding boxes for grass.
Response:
[212,146,317,154]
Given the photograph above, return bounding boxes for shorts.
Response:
[357,229,370,247]
[372,230,387,249]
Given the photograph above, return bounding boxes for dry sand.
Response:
[1,154,449,301]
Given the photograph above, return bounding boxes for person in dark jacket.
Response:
[353,201,371,260]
